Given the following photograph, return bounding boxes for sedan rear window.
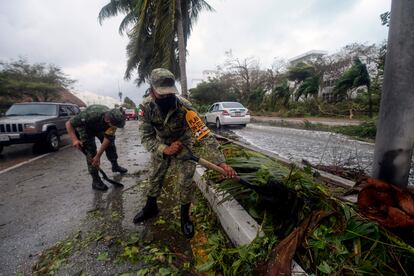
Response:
[6,104,57,116]
[222,102,244,108]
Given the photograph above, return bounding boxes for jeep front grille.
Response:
[0,123,23,133]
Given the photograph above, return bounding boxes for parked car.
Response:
[204,102,250,128]
[124,109,138,120]
[0,102,80,153]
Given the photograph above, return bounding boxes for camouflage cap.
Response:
[108,108,125,128]
[150,68,178,95]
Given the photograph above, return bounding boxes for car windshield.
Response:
[222,102,244,108]
[125,109,135,113]
[6,104,57,116]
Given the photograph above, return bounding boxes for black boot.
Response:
[91,173,108,191]
[180,203,194,239]
[111,161,128,174]
[133,196,159,224]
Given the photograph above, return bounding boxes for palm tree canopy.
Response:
[287,62,316,82]
[334,58,370,97]
[98,0,137,35]
[296,75,320,100]
[99,0,213,86]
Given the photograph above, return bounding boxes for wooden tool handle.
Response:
[198,158,226,174]
[198,157,240,181]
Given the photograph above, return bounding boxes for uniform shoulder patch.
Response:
[105,126,117,136]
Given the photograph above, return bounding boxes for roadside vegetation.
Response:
[206,143,414,275]
[189,43,385,121]
[0,58,76,112]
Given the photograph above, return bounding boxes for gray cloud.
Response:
[0,0,390,104]
[186,0,390,86]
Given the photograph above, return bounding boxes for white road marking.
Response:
[0,145,71,175]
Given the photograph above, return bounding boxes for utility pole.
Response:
[372,0,414,187]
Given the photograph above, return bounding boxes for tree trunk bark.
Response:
[372,0,414,187]
[176,0,188,98]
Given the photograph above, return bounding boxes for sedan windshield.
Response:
[222,102,244,108]
[6,104,57,116]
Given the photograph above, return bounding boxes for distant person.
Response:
[133,68,236,238]
[65,105,128,191]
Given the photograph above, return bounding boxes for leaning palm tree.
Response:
[99,0,213,97]
[295,75,320,101]
[334,58,370,97]
[334,58,371,118]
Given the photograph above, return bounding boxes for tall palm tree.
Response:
[295,75,320,100]
[99,0,213,97]
[334,58,370,99]
[334,58,371,118]
[272,79,291,108]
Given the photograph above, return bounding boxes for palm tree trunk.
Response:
[176,0,188,98]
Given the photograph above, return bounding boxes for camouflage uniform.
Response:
[70,105,119,175]
[140,96,225,204]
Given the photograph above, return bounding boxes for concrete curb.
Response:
[193,166,307,275]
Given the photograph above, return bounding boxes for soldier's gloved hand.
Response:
[73,139,83,150]
[163,141,183,156]
[218,163,237,178]
[91,155,101,168]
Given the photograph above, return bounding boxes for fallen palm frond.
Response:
[201,143,414,275]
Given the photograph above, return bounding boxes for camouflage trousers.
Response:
[79,134,118,175]
[147,153,196,205]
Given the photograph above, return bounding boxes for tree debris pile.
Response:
[206,143,414,275]
[357,177,414,228]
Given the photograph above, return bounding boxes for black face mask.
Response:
[155,95,177,113]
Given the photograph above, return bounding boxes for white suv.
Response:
[204,102,250,128]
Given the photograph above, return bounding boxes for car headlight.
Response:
[24,123,36,129]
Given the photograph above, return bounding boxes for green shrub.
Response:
[333,119,377,140]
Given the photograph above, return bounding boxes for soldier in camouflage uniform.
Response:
[65,105,128,191]
[133,68,236,238]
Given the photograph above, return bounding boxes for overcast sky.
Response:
[0,0,391,105]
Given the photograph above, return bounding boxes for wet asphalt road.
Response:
[0,136,72,171]
[223,124,414,184]
[0,121,150,275]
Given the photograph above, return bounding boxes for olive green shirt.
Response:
[139,96,225,164]
[70,105,117,141]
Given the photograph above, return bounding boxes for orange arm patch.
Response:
[185,110,210,140]
[105,126,117,136]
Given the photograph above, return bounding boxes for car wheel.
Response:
[216,118,221,129]
[241,124,247,128]
[204,116,208,125]
[0,145,3,154]
[45,129,60,152]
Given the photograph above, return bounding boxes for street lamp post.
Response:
[118,91,122,103]
[372,0,414,187]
